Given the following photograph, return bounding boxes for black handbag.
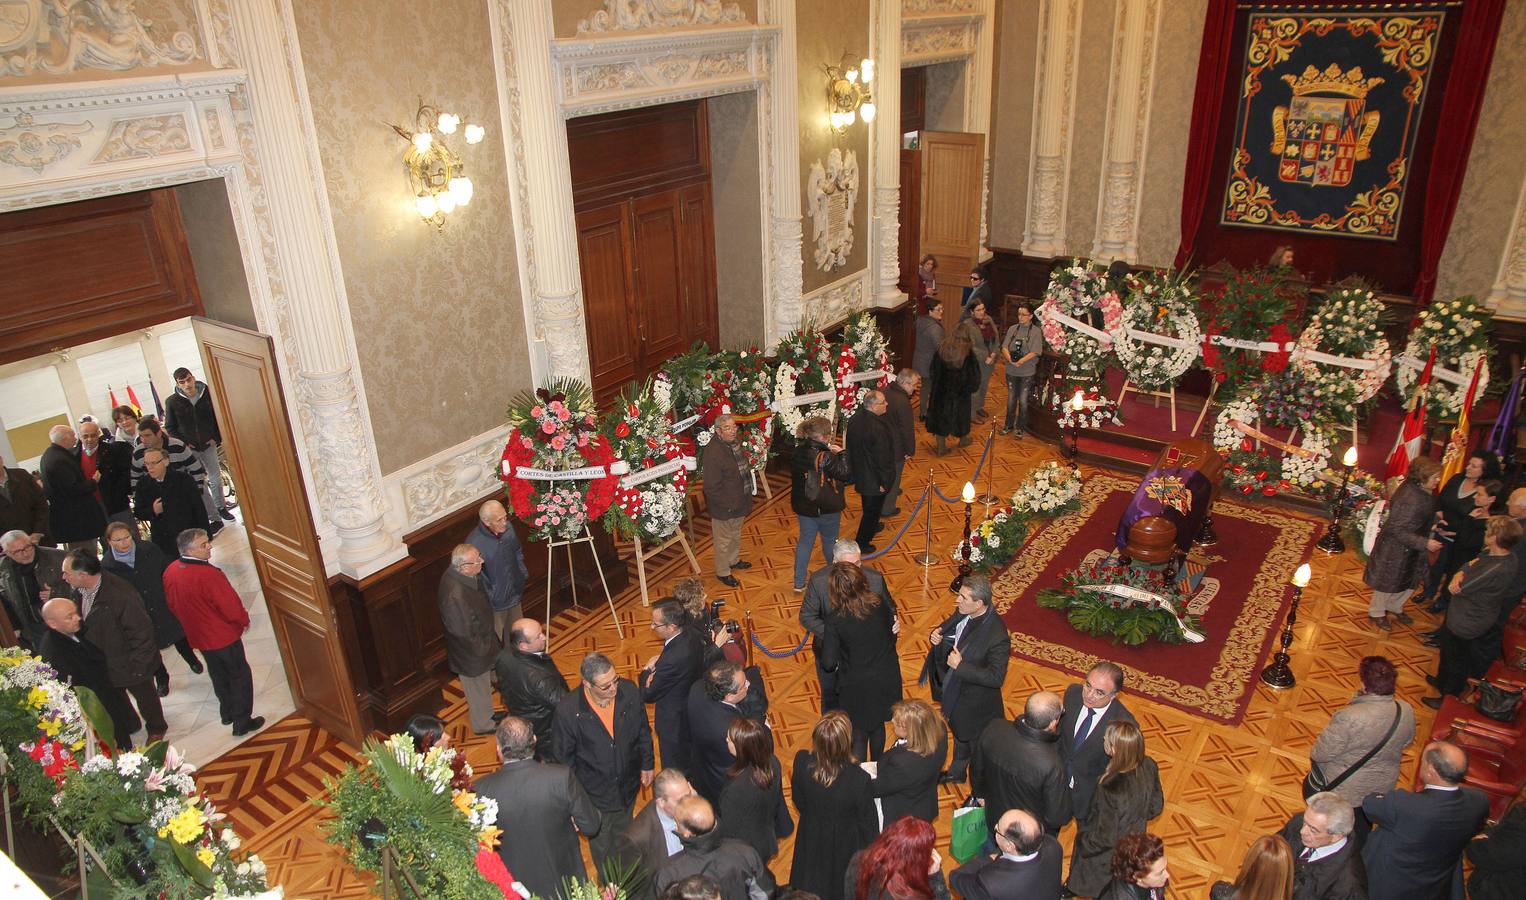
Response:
[1303,701,1402,799]
[1475,680,1523,723]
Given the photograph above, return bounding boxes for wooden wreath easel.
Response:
[544,526,622,640]
[634,529,700,606]
[1116,379,1179,432]
[1189,380,1221,438]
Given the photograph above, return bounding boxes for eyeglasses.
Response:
[590,676,619,692]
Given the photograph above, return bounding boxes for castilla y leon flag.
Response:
[108,385,121,411]
[1437,357,1487,487]
[1384,347,1436,481]
[125,385,144,417]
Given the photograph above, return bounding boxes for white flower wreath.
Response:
[1113,298,1201,390]
[1395,296,1492,417]
[1281,428,1332,488]
[1211,398,1263,454]
[773,361,836,438]
[1395,348,1490,419]
[1294,324,1392,407]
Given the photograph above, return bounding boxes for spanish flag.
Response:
[125,385,144,417]
[1437,358,1486,488]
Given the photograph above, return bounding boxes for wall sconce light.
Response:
[825,53,875,134]
[389,100,486,229]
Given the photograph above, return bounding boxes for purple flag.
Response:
[1486,368,1522,461]
[150,380,166,419]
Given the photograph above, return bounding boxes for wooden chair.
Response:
[1428,665,1526,749]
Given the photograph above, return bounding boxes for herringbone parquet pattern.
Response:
[201,383,1468,898]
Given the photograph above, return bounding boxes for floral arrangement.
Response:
[1395,295,1493,417]
[1292,281,1391,418]
[1036,557,1202,645]
[1050,386,1119,431]
[773,326,837,439]
[1257,367,1337,433]
[322,734,505,900]
[1039,260,1124,384]
[1309,466,1385,511]
[1011,461,1083,517]
[1200,267,1303,401]
[1223,441,1289,497]
[657,343,717,426]
[834,312,892,416]
[1,647,93,818]
[1279,428,1331,489]
[500,380,622,543]
[718,348,775,471]
[951,505,1031,575]
[602,383,693,545]
[1113,271,1202,390]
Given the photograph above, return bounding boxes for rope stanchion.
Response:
[862,485,930,561]
[913,468,937,565]
[750,630,811,658]
[931,429,996,503]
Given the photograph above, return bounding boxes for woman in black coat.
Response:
[1426,477,1503,615]
[870,699,947,826]
[1363,456,1442,630]
[923,306,980,456]
[789,711,878,900]
[1066,722,1165,897]
[790,415,853,592]
[1467,800,1526,900]
[1096,831,1172,900]
[1417,450,1499,608]
[715,717,792,863]
[822,563,902,761]
[102,521,201,685]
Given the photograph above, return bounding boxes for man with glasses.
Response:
[1057,660,1137,819]
[78,420,134,528]
[640,599,705,770]
[0,529,66,649]
[551,651,654,870]
[437,544,502,735]
[926,575,1011,785]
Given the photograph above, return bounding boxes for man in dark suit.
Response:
[1282,792,1368,900]
[495,617,568,758]
[618,769,695,900]
[40,425,106,552]
[77,421,134,527]
[1057,660,1137,818]
[1361,740,1489,900]
[653,796,775,900]
[880,370,920,517]
[436,544,500,735]
[0,452,49,544]
[640,599,705,770]
[685,660,751,802]
[61,549,167,743]
[133,447,210,560]
[845,389,895,553]
[799,539,894,712]
[475,716,600,900]
[972,689,1072,836]
[551,651,654,870]
[36,597,137,750]
[1,530,66,650]
[949,808,1063,899]
[925,574,1011,784]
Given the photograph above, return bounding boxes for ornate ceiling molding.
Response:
[552,24,778,117]
[0,0,202,77]
[575,0,747,35]
[901,14,978,66]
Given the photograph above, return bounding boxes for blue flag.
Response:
[1486,368,1522,461]
[150,381,166,419]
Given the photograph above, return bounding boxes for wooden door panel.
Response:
[191,319,366,745]
[899,149,921,297]
[631,193,686,366]
[576,203,639,404]
[919,131,985,297]
[676,182,718,350]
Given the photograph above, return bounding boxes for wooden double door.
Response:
[576,183,717,406]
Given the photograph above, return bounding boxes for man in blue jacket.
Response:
[466,500,528,641]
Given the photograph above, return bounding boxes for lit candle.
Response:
[1071,389,1085,411]
[961,482,976,503]
[1342,446,1358,467]
[1291,563,1311,588]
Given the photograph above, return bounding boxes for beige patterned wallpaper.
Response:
[987,0,1039,251]
[552,0,757,38]
[290,0,530,475]
[1134,0,1207,269]
[1062,0,1116,260]
[797,0,871,297]
[0,0,207,86]
[1433,0,1526,305]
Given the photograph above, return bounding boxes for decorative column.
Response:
[870,0,903,307]
[52,354,91,426]
[1091,0,1160,262]
[1021,0,1084,259]
[964,0,996,258]
[494,0,592,383]
[139,328,174,393]
[1488,176,1526,321]
[229,0,402,577]
[764,0,805,345]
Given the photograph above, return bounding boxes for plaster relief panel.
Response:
[0,0,203,79]
[92,112,190,162]
[574,0,747,35]
[0,111,90,172]
[807,147,858,272]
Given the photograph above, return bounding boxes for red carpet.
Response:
[994,474,1322,725]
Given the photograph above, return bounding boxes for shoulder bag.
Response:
[1303,700,1402,799]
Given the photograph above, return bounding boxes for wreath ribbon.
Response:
[1125,327,1198,352]
[772,389,836,411]
[1046,309,1114,344]
[1394,355,1470,387]
[505,462,629,480]
[841,369,890,385]
[1074,584,1205,644]
[620,455,697,489]
[1295,348,1383,371]
[732,405,775,425]
[1228,419,1318,459]
[671,414,701,433]
[1210,335,1295,353]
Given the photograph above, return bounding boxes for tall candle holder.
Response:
[1316,445,1360,554]
[950,481,976,593]
[1064,389,1084,460]
[978,426,1001,505]
[1260,562,1312,689]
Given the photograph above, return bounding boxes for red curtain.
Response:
[1173,0,1238,271]
[1412,0,1506,303]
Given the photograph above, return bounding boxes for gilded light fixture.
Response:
[824,53,875,133]
[390,101,485,229]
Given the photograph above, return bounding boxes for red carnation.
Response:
[1239,439,1253,452]
[1262,485,1277,497]
[1239,484,1254,495]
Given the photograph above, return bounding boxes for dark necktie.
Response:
[1298,846,1314,862]
[1072,707,1096,753]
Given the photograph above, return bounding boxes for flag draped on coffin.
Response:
[1385,348,1435,481]
[1437,359,1486,486]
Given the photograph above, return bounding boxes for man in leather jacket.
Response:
[496,617,569,760]
[972,689,1072,836]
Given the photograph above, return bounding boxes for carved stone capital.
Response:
[393,427,513,531]
[1488,177,1526,320]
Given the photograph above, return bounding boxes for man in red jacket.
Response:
[163,527,264,737]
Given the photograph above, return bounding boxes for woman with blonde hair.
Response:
[870,698,948,826]
[924,301,980,455]
[1065,721,1165,896]
[823,563,902,761]
[1210,834,1295,900]
[790,711,878,900]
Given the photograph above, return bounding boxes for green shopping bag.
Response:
[949,801,988,863]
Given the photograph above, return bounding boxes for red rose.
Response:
[1262,486,1277,497]
[1254,470,1268,482]
[1239,484,1254,495]
[1239,439,1253,452]
[615,422,631,438]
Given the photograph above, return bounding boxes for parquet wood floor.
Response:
[201,383,1474,898]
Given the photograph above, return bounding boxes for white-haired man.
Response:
[465,499,528,641]
[799,538,895,712]
[438,543,501,734]
[1280,791,1367,899]
[39,425,106,552]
